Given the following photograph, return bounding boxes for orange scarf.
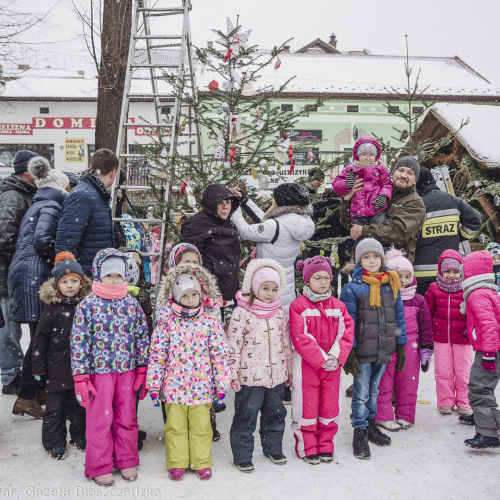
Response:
[361,270,400,308]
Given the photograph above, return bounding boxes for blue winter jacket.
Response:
[339,266,407,364]
[8,187,67,323]
[55,173,114,275]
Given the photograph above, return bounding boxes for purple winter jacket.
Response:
[402,283,433,348]
[332,137,392,218]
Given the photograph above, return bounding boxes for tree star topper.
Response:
[214,18,251,57]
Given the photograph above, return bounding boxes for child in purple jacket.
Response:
[331,137,392,225]
[376,248,433,430]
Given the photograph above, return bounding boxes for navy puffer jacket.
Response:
[55,173,114,275]
[8,187,67,323]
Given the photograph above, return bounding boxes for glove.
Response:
[150,392,160,407]
[343,350,361,379]
[34,375,42,381]
[323,355,340,371]
[345,169,357,190]
[420,347,433,373]
[73,374,98,409]
[395,345,406,372]
[482,352,497,373]
[285,374,293,387]
[132,366,148,400]
[373,195,388,211]
[231,379,241,392]
[215,393,225,404]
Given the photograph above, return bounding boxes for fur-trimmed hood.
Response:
[39,276,93,305]
[241,258,286,296]
[157,263,221,308]
[264,203,313,221]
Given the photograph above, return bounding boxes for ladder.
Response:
[431,166,471,255]
[110,0,204,300]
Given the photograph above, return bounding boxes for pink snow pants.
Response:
[291,351,342,458]
[84,371,139,478]
[376,332,421,425]
[434,342,473,409]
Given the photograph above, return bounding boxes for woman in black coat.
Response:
[8,157,69,416]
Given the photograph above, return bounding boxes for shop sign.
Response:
[0,123,33,135]
[289,129,322,141]
[65,139,86,163]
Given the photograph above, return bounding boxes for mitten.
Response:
[73,374,98,409]
[373,195,388,211]
[150,392,160,407]
[132,366,148,400]
[395,345,406,372]
[482,352,497,373]
[231,379,241,392]
[345,169,357,190]
[215,393,225,404]
[343,350,361,379]
[420,347,433,373]
[324,355,340,371]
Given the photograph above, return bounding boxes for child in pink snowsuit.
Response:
[71,248,150,487]
[376,248,433,430]
[289,256,354,464]
[331,137,392,225]
[425,249,473,416]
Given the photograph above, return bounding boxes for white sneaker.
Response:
[439,406,453,415]
[395,419,413,429]
[376,420,401,431]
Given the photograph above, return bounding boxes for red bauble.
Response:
[208,80,219,92]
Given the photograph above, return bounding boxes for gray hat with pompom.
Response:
[28,157,69,193]
[172,273,202,302]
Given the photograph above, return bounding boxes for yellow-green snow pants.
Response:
[164,403,212,470]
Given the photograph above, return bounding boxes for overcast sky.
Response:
[12,0,500,85]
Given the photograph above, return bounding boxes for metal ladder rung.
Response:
[113,217,164,223]
[153,74,192,80]
[131,64,179,69]
[127,93,174,98]
[123,122,171,127]
[134,35,182,40]
[138,7,183,13]
[148,44,182,49]
[117,185,166,191]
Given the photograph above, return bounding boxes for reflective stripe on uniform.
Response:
[460,225,477,239]
[414,264,438,278]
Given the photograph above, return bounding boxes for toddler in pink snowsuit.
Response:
[425,249,473,415]
[376,248,433,430]
[331,137,392,225]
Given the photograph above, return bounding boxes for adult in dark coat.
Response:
[0,150,37,395]
[55,149,118,275]
[180,184,240,303]
[9,157,69,417]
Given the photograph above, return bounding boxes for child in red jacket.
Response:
[425,250,473,416]
[289,256,354,464]
[462,251,500,449]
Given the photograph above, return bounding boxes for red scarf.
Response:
[92,281,128,300]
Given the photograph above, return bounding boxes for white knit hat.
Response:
[28,157,69,193]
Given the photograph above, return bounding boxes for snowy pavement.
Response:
[0,326,498,500]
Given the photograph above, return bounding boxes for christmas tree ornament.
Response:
[258,174,270,189]
[217,106,224,114]
[251,168,258,180]
[214,18,251,57]
[208,80,219,92]
[479,234,485,245]
[274,132,290,163]
[494,195,500,206]
[240,73,257,97]
[223,48,233,63]
[308,148,314,163]
[224,161,231,169]
[222,80,235,92]
[474,180,481,188]
[259,159,267,168]
[288,144,296,174]
[274,58,281,70]
[277,163,282,171]
[185,184,197,209]
[229,146,237,163]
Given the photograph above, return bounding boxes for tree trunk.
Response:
[477,194,500,242]
[95,0,132,152]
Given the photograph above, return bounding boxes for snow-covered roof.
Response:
[417,103,500,169]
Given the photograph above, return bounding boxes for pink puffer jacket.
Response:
[425,249,467,344]
[463,251,500,353]
[332,137,392,218]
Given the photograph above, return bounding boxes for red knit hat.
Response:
[296,255,333,284]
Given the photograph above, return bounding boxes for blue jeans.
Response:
[0,296,23,386]
[351,362,387,429]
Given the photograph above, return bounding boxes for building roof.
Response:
[415,103,500,169]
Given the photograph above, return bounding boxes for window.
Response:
[0,144,54,173]
[347,105,359,113]
[388,106,400,114]
[40,107,49,114]
[281,104,293,112]
[412,106,424,114]
[160,107,171,115]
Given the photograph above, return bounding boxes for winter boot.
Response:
[302,454,321,465]
[464,434,500,449]
[12,397,45,418]
[212,429,220,442]
[439,406,452,415]
[70,438,86,451]
[168,469,185,481]
[35,388,46,406]
[395,419,413,429]
[215,402,226,413]
[377,420,401,432]
[367,419,391,446]
[138,430,147,441]
[264,452,287,464]
[458,414,475,426]
[283,386,292,405]
[195,468,212,480]
[319,453,334,462]
[49,447,67,460]
[345,384,353,398]
[236,462,255,473]
[120,467,138,481]
[93,474,114,487]
[353,428,371,459]
[458,407,472,416]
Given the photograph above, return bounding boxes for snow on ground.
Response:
[0,325,498,500]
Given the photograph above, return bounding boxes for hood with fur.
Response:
[241,258,286,296]
[39,276,93,305]
[157,263,221,308]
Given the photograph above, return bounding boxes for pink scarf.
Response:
[235,290,281,318]
[400,284,417,301]
[92,281,128,300]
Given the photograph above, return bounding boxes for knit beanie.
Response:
[296,255,333,284]
[354,238,385,266]
[485,242,500,257]
[308,167,324,182]
[251,267,281,296]
[63,171,79,187]
[356,142,379,157]
[123,253,140,286]
[416,167,435,195]
[273,182,310,207]
[385,247,414,280]
[52,252,84,290]
[101,256,126,280]
[28,157,69,193]
[393,156,420,181]
[172,273,202,302]
[13,150,39,174]
[440,257,462,274]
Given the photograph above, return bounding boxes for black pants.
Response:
[416,278,434,297]
[18,322,38,399]
[230,383,286,465]
[42,389,86,451]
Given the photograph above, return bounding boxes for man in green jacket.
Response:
[339,157,426,263]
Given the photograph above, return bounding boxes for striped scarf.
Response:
[172,301,204,319]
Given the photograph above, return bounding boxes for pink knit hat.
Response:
[440,257,461,273]
[385,247,414,280]
[251,267,281,296]
[296,255,333,284]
